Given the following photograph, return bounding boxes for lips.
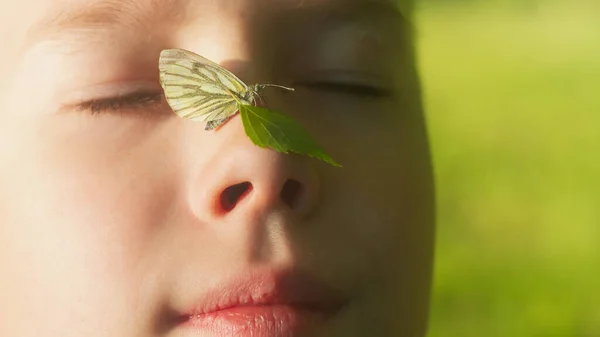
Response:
[178,268,348,336]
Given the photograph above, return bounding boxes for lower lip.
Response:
[183,305,333,336]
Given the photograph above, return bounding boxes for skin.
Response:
[0,0,435,336]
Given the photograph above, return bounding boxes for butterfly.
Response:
[158,48,294,131]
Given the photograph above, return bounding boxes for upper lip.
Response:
[183,267,348,318]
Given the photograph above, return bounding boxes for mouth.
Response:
[177,268,348,336]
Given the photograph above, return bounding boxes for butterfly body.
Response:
[158,49,293,131]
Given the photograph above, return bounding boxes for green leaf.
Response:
[238,104,342,167]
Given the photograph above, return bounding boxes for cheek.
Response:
[0,116,177,335]
[0,115,176,235]
[317,105,434,320]
[360,109,434,267]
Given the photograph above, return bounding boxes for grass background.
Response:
[415,1,599,336]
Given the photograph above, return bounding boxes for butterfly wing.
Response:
[158,48,248,123]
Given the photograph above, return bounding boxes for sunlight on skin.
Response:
[0,1,435,336]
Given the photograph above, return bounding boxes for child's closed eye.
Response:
[287,69,394,101]
[295,81,391,98]
[73,91,166,115]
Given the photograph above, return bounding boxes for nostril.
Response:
[280,179,303,209]
[220,182,253,212]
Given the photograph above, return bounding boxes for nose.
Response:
[186,116,320,223]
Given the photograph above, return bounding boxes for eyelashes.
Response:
[74,82,390,115]
[74,91,166,114]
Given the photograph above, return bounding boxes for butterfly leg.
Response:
[251,92,265,107]
[204,115,235,131]
[259,95,273,112]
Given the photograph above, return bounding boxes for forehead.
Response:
[0,0,411,79]
[27,0,411,35]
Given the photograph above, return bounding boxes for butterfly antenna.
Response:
[253,84,292,110]
[261,84,295,92]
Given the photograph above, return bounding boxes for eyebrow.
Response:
[21,0,188,50]
[295,0,411,25]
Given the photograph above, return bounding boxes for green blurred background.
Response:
[414,1,599,336]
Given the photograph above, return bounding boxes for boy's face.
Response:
[0,0,434,336]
